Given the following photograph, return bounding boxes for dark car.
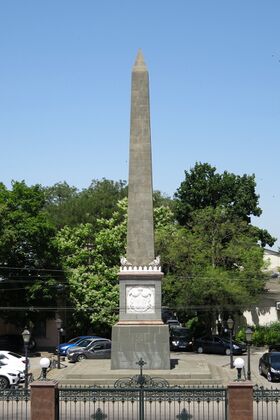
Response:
[259,352,280,382]
[193,335,246,355]
[0,335,36,352]
[57,336,101,356]
[67,339,111,362]
[170,327,193,351]
[269,344,280,352]
[166,319,181,329]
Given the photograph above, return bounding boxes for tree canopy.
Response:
[0,167,276,335]
[174,162,275,247]
[0,181,62,325]
[44,179,127,229]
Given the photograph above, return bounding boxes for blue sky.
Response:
[0,1,279,249]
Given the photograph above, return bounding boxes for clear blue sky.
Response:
[0,1,279,249]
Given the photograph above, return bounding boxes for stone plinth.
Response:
[111,324,170,370]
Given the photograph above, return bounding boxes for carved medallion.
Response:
[126,286,155,313]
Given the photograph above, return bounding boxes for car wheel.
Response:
[267,371,273,382]
[77,354,86,362]
[0,376,9,390]
[259,365,263,376]
[197,346,204,354]
[225,348,231,356]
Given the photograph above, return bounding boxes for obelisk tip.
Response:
[133,49,147,70]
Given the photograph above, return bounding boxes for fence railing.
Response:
[59,385,228,420]
[253,386,280,420]
[0,388,30,420]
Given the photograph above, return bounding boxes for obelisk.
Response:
[126,49,154,267]
[111,50,170,370]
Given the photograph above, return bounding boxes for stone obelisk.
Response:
[111,50,170,370]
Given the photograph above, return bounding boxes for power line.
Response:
[0,304,275,312]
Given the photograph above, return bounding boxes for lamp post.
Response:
[234,357,245,381]
[56,318,62,369]
[245,327,253,381]
[40,357,50,380]
[227,317,234,369]
[22,328,31,389]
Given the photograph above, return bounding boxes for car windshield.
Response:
[171,329,191,338]
[68,337,83,344]
[270,354,280,363]
[77,339,92,347]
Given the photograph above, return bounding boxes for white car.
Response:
[0,365,21,389]
[0,351,27,372]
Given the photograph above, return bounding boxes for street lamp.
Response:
[246,327,253,381]
[22,328,31,389]
[55,318,62,369]
[40,357,50,380]
[227,317,234,369]
[234,357,245,381]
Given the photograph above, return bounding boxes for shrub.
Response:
[236,322,280,346]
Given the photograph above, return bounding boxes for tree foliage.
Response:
[158,213,269,331]
[0,168,275,336]
[55,199,127,334]
[175,162,275,247]
[175,162,261,223]
[0,181,61,325]
[44,179,127,229]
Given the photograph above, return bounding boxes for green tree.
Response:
[55,198,176,333]
[155,203,268,331]
[175,162,261,223]
[55,199,127,334]
[175,162,275,247]
[44,178,127,229]
[0,181,62,326]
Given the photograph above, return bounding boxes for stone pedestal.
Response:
[111,324,170,369]
[111,269,170,370]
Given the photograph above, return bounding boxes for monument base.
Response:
[111,324,170,370]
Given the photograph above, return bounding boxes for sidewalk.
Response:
[39,354,228,386]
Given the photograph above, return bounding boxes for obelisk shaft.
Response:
[127,50,155,266]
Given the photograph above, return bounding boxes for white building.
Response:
[243,249,280,327]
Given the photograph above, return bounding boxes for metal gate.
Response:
[59,382,227,419]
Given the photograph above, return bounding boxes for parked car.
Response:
[0,335,36,352]
[67,339,112,362]
[162,307,176,323]
[170,327,193,351]
[166,319,181,329]
[259,352,280,382]
[57,336,101,356]
[269,344,280,352]
[0,351,28,372]
[193,335,246,355]
[0,365,21,390]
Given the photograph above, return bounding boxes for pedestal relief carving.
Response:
[126,286,155,313]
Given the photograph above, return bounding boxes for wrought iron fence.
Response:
[59,384,228,420]
[253,386,280,420]
[0,388,30,420]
